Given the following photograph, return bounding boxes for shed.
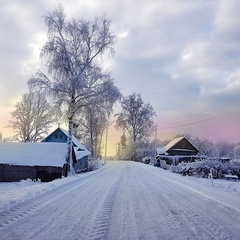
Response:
[0,142,68,182]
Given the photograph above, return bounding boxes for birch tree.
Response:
[9,90,55,142]
[77,105,106,157]
[76,85,121,158]
[116,93,156,142]
[29,5,117,175]
[116,93,156,160]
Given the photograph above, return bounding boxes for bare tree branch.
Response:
[28,5,118,175]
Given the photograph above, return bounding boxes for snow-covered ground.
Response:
[0,160,239,239]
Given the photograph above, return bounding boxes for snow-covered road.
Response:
[0,161,240,240]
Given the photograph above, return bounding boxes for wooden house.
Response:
[157,137,199,156]
[155,137,199,167]
[42,127,90,173]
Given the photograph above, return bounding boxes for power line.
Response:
[157,99,240,129]
[159,99,240,124]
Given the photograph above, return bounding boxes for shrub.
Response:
[88,158,103,171]
[174,159,240,179]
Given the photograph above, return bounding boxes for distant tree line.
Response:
[116,130,240,162]
[174,133,240,160]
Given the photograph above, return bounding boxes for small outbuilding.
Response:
[0,142,67,182]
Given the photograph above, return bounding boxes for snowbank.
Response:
[0,169,100,212]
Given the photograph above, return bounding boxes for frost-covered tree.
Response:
[117,132,129,159]
[234,143,240,160]
[116,93,156,160]
[135,138,153,160]
[76,84,120,158]
[29,5,117,175]
[116,93,155,142]
[191,137,218,157]
[215,141,235,159]
[77,105,107,158]
[120,132,127,151]
[9,90,55,142]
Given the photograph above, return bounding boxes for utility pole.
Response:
[104,122,109,164]
[154,123,158,166]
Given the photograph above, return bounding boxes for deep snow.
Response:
[0,161,240,239]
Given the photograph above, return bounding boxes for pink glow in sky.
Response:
[1,0,240,155]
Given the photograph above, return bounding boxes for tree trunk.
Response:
[90,128,94,157]
[104,126,108,164]
[65,114,74,176]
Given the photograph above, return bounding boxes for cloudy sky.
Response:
[1,0,240,155]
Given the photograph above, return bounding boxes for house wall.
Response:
[42,129,68,143]
[43,128,89,172]
[167,149,198,156]
[0,164,36,182]
[167,138,198,156]
[75,156,88,173]
[0,164,62,182]
[35,166,63,182]
[171,138,197,152]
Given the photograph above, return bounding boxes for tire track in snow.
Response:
[81,168,124,240]
[108,163,139,240]
[142,165,240,239]
[107,162,182,239]
[159,178,240,239]
[1,161,239,240]
[161,184,235,240]
[129,166,182,240]
[145,166,240,213]
[119,177,138,240]
[151,181,226,239]
[119,184,132,240]
[25,172,105,240]
[0,169,110,231]
[23,163,126,240]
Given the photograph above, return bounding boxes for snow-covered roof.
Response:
[41,127,90,158]
[156,148,166,155]
[59,128,90,157]
[59,128,88,150]
[0,142,67,167]
[74,147,91,159]
[164,137,185,151]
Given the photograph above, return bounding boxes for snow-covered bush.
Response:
[160,160,168,169]
[88,158,104,171]
[174,159,240,179]
[157,155,201,167]
[142,156,151,164]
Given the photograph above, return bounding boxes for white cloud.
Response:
[1,0,240,142]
